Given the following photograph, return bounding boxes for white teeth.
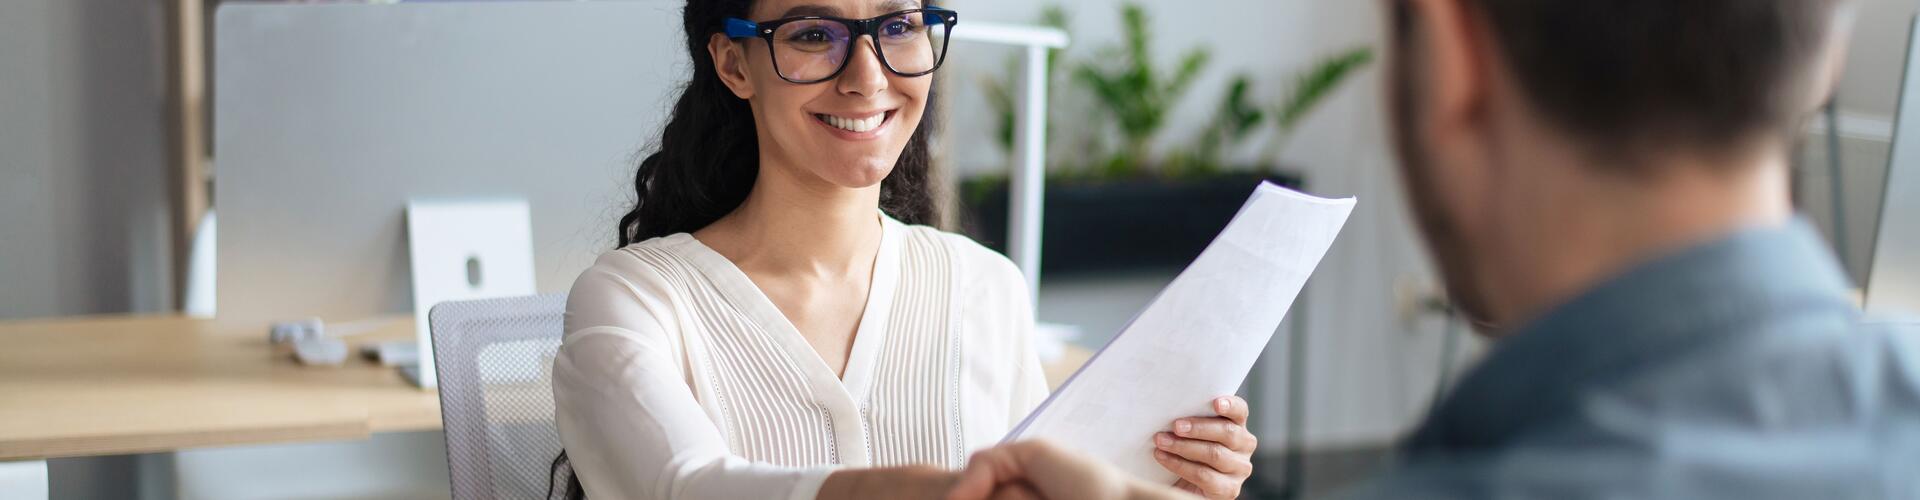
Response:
[819,113,884,133]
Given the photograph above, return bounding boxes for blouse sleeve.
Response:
[1002,266,1051,419]
[552,254,836,500]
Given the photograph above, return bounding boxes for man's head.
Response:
[1385,0,1854,330]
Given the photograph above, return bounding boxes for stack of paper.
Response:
[1003,181,1356,484]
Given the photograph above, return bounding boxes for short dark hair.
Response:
[1436,0,1848,166]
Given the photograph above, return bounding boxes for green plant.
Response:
[1072,2,1210,178]
[1263,46,1374,168]
[1174,73,1265,176]
[981,60,1021,158]
[981,5,1069,165]
[978,6,1372,184]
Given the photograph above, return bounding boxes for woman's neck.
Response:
[696,163,883,278]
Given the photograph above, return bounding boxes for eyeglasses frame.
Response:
[722,7,959,84]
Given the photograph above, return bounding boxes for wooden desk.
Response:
[0,314,1097,462]
[0,315,437,461]
[1044,344,1094,391]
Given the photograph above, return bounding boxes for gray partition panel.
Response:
[215,1,685,323]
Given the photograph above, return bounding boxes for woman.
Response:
[551,0,1259,498]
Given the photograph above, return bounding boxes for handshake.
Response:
[943,440,1193,500]
[940,395,1254,500]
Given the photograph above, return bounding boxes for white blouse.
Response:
[552,215,1049,500]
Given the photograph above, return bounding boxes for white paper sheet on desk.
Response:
[1003,181,1355,484]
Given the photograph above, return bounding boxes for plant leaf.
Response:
[1276,46,1374,134]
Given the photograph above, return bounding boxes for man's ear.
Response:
[1406,0,1489,151]
[1404,0,1516,194]
[708,33,755,100]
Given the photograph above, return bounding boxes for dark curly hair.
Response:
[612,0,940,248]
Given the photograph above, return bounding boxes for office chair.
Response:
[429,293,569,500]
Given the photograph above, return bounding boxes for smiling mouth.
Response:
[814,111,892,134]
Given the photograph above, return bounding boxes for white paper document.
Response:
[1003,181,1356,484]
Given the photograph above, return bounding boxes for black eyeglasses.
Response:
[723,7,958,84]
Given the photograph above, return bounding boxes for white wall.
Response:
[1834,0,1918,116]
[1,0,175,498]
[0,0,174,320]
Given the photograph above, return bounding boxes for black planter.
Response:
[961,171,1305,276]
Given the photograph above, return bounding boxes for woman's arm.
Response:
[555,327,839,499]
[948,440,1197,500]
[817,465,957,499]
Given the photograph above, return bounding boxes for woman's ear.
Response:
[708,33,755,100]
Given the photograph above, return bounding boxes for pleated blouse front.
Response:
[553,215,1048,500]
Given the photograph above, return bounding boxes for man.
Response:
[950,0,1920,498]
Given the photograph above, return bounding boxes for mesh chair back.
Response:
[430,293,569,500]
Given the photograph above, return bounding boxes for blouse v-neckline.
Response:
[669,214,902,404]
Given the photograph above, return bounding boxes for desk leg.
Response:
[0,460,48,500]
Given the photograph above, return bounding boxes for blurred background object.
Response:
[1863,17,1920,318]
[961,3,1374,278]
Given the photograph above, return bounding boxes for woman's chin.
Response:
[817,162,895,189]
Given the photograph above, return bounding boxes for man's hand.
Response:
[818,464,957,500]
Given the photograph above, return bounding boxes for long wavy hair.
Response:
[553,0,941,497]
[613,0,940,248]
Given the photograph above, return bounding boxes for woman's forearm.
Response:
[817,465,957,500]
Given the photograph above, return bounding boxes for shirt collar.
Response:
[1404,218,1859,453]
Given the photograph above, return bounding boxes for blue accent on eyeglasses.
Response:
[724,17,761,39]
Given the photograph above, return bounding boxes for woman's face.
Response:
[711,0,933,191]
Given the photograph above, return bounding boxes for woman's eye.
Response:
[789,29,832,43]
[883,21,917,37]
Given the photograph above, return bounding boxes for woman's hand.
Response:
[1151,396,1257,499]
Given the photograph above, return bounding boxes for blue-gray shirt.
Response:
[1339,220,1920,499]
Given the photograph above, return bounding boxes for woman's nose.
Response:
[836,35,889,97]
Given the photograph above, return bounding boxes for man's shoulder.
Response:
[1611,312,1920,424]
[1350,315,1920,500]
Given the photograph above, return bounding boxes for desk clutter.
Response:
[268,317,419,367]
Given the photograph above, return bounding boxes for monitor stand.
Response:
[399,365,427,389]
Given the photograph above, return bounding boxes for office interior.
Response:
[0,0,1912,498]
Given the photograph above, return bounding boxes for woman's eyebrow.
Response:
[878,0,919,12]
[775,0,919,19]
[778,4,839,18]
